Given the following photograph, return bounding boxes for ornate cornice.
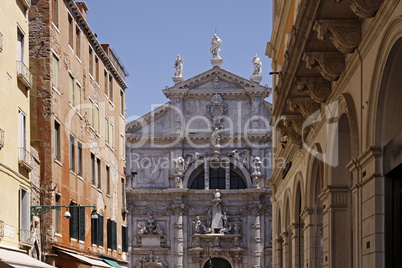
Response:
[339,0,384,18]
[303,52,345,81]
[314,19,362,53]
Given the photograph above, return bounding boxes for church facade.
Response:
[125,49,273,267]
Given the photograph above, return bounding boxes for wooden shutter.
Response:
[107,219,112,249]
[70,201,78,239]
[91,218,97,245]
[79,206,85,241]
[122,226,128,252]
[98,215,104,247]
[112,221,117,250]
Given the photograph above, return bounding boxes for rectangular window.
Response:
[121,178,125,209]
[89,47,93,77]
[110,122,114,148]
[69,74,74,105]
[104,70,108,96]
[109,75,113,102]
[105,117,109,145]
[95,57,99,84]
[89,99,94,128]
[92,214,104,247]
[54,121,60,160]
[120,134,124,159]
[95,105,100,133]
[52,54,59,91]
[77,141,82,176]
[19,188,30,233]
[69,135,75,171]
[91,153,95,185]
[69,201,85,241]
[17,28,24,62]
[75,26,81,57]
[76,82,81,114]
[106,166,110,195]
[68,15,73,48]
[122,226,128,253]
[107,219,117,250]
[97,158,101,189]
[120,89,124,116]
[55,194,62,233]
[52,0,58,27]
[18,110,26,150]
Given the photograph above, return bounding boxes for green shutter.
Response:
[79,206,85,241]
[112,221,117,250]
[98,215,104,247]
[122,226,128,252]
[70,202,78,239]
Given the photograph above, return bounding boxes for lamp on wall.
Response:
[31,205,98,219]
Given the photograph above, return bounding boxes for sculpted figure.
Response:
[173,155,185,174]
[210,34,222,59]
[193,216,202,234]
[252,54,262,76]
[233,219,241,234]
[174,55,183,77]
[251,156,262,175]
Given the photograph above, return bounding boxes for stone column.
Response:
[274,238,283,268]
[280,232,289,268]
[251,214,262,267]
[174,213,184,268]
[289,224,299,268]
[319,186,350,268]
[301,208,321,268]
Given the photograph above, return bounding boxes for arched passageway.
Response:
[203,257,231,268]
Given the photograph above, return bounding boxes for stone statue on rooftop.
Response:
[174,55,183,77]
[210,34,222,59]
[252,54,262,76]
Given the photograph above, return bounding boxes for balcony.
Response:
[17,61,32,89]
[19,228,32,245]
[18,147,32,171]
[0,128,4,149]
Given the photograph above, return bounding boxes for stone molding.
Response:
[340,0,384,18]
[318,186,349,211]
[287,97,321,119]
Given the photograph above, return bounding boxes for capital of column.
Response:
[318,186,349,211]
[280,232,289,246]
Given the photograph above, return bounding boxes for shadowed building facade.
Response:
[267,0,402,267]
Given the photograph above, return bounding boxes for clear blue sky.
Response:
[83,0,273,122]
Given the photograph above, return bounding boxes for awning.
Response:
[102,259,121,268]
[57,249,112,268]
[0,248,55,268]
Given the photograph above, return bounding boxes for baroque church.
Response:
[125,35,273,267]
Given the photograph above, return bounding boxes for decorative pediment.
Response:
[163,67,269,98]
[126,102,170,133]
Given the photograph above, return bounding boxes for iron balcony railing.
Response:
[17,61,33,89]
[19,228,32,245]
[18,147,32,171]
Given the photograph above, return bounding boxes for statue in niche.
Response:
[210,33,222,59]
[233,219,241,234]
[222,212,229,228]
[251,156,262,175]
[174,55,183,77]
[211,190,224,232]
[219,212,231,234]
[173,155,185,174]
[211,127,222,148]
[202,213,213,234]
[252,54,262,76]
[193,216,202,234]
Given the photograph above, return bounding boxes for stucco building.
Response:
[266,0,402,267]
[0,0,52,267]
[29,0,128,266]
[126,49,273,267]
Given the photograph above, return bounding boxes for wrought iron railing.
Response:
[18,147,32,171]
[17,61,33,89]
[19,228,32,245]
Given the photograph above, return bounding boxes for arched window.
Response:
[190,164,246,189]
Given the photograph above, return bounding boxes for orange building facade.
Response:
[29,0,128,266]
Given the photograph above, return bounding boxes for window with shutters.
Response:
[122,225,128,252]
[68,74,74,106]
[107,219,117,250]
[91,214,104,247]
[77,141,82,176]
[52,54,59,92]
[109,75,113,102]
[89,47,93,77]
[69,135,75,172]
[19,188,30,232]
[97,158,101,189]
[69,201,85,241]
[52,0,58,27]
[54,121,60,161]
[106,166,110,195]
[68,14,73,48]
[91,153,95,185]
[75,26,81,58]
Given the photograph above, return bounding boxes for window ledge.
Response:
[109,100,115,107]
[68,44,74,54]
[77,175,84,181]
[51,23,60,34]
[52,86,61,96]
[69,170,76,175]
[76,55,82,64]
[91,184,97,190]
[97,188,102,193]
[54,159,62,167]
[54,233,62,237]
